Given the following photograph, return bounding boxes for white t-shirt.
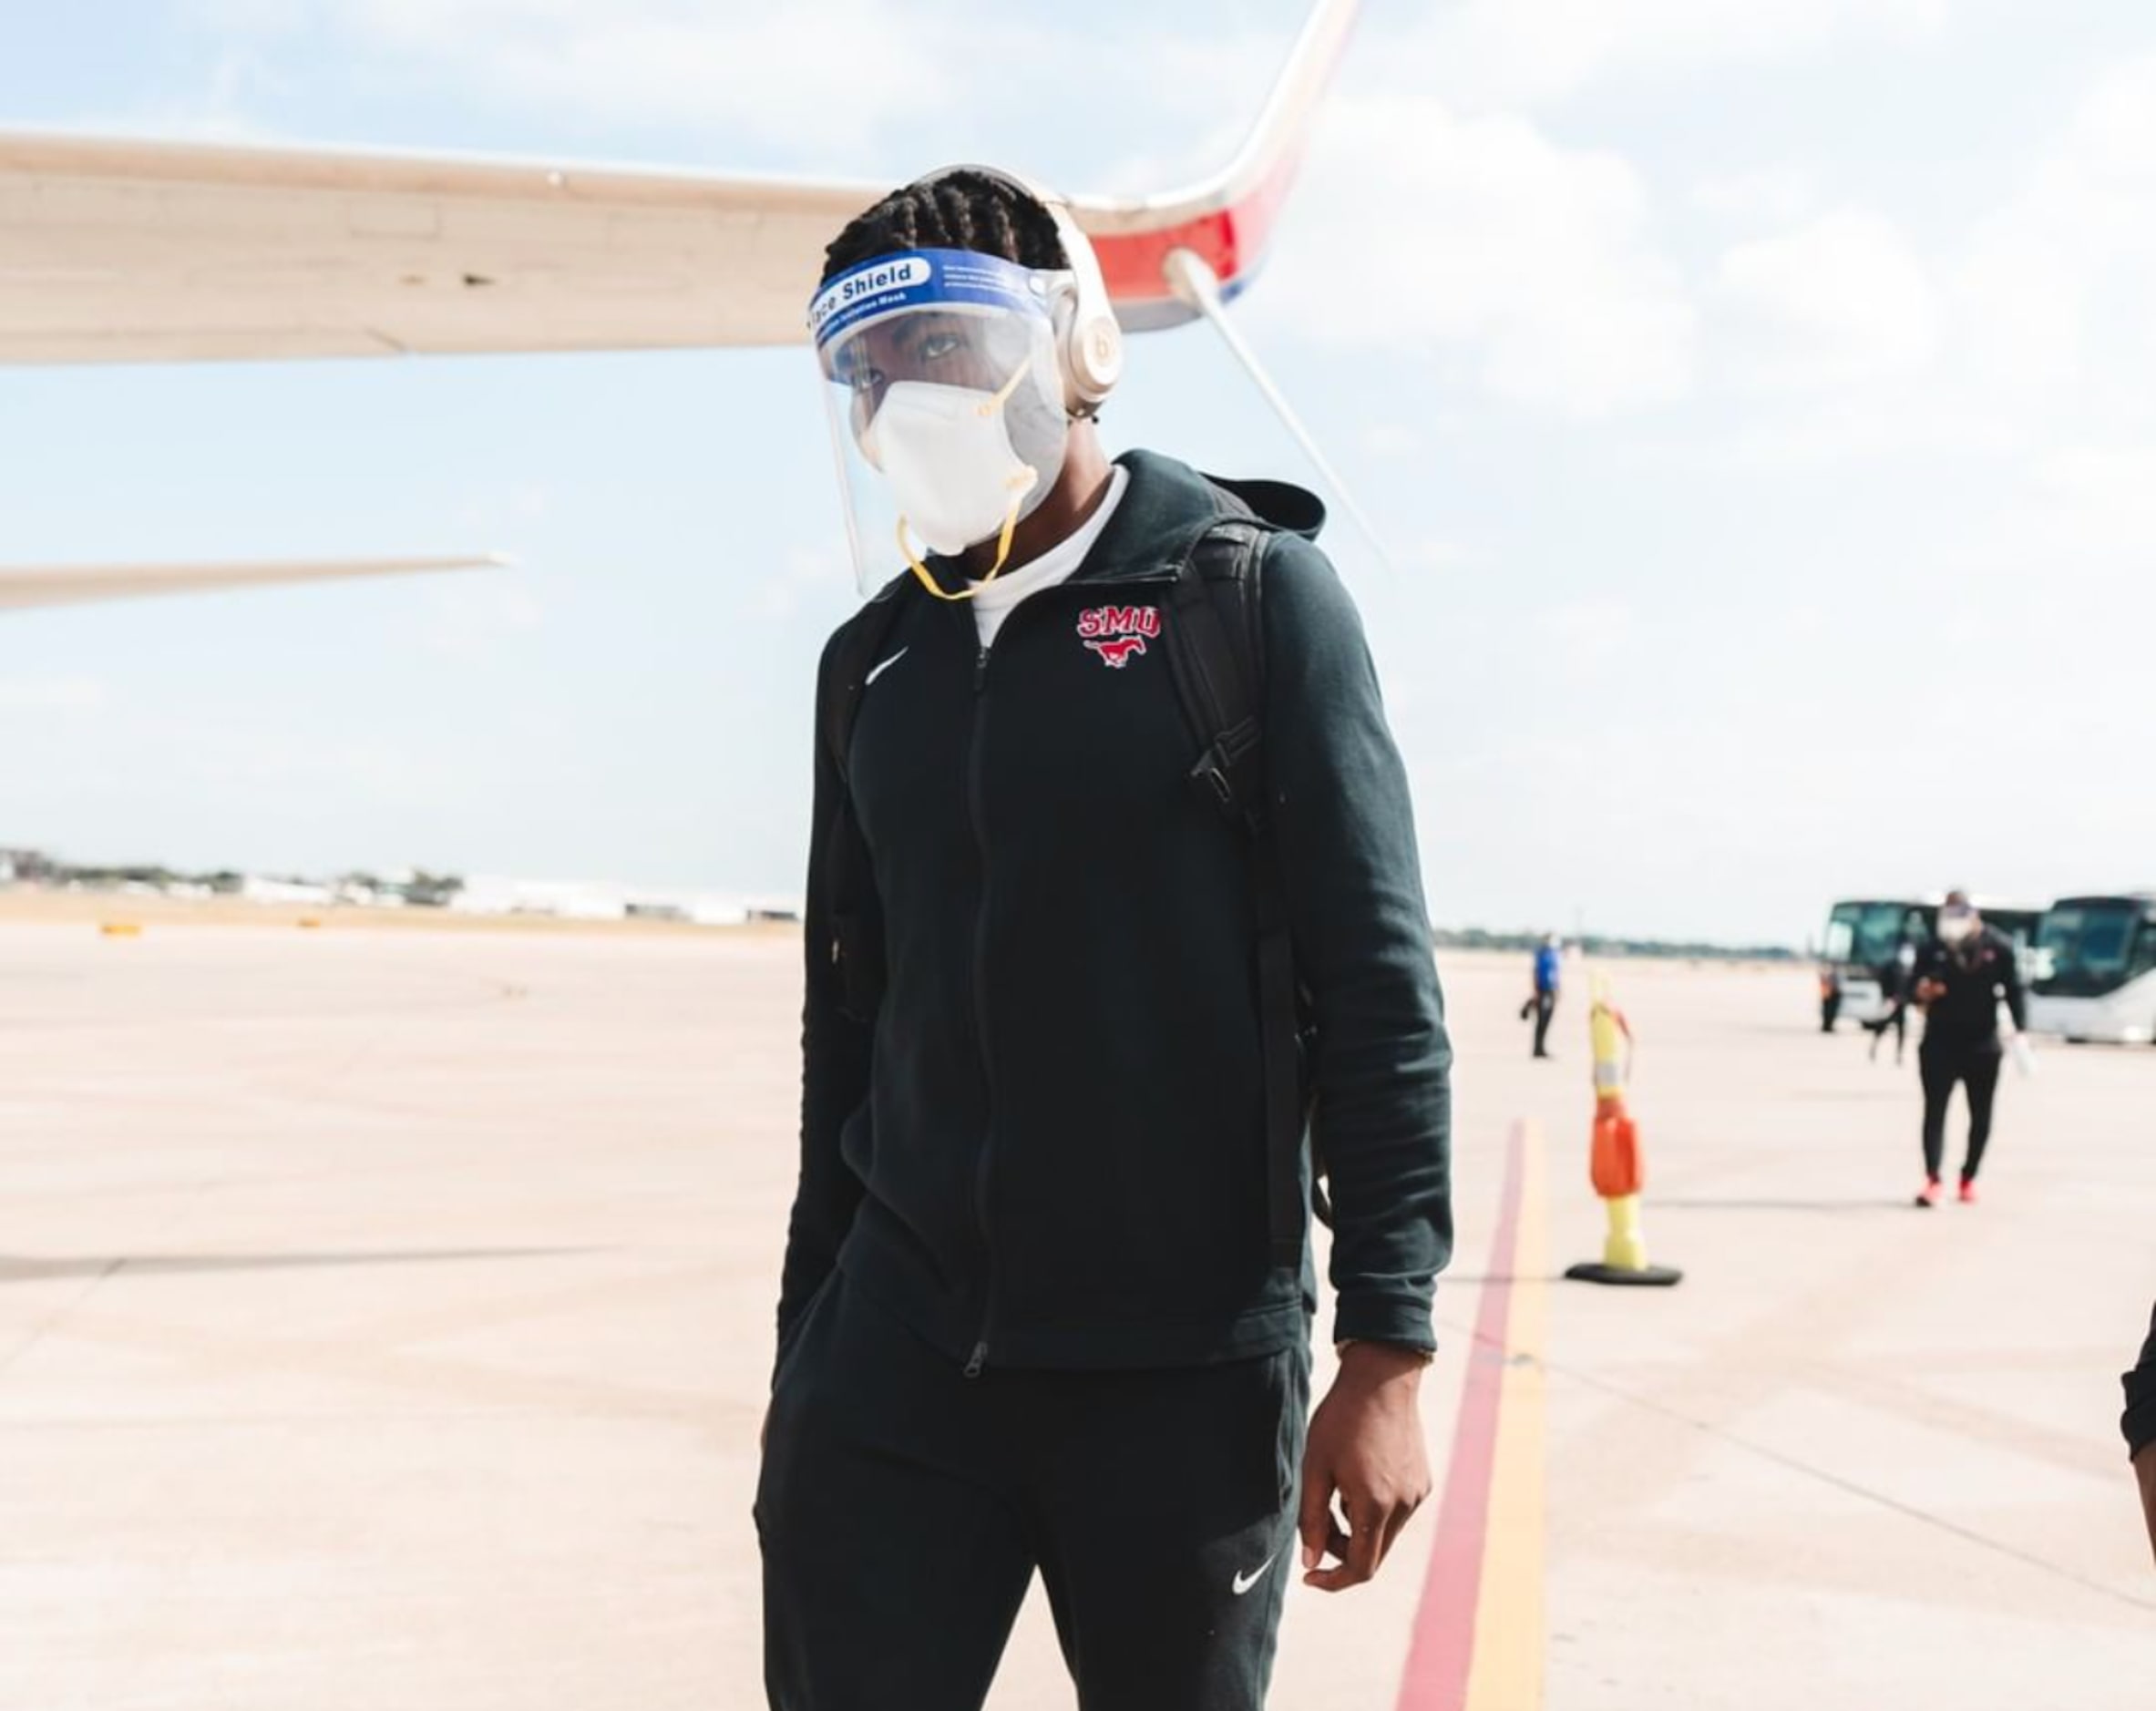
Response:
[968,466,1129,650]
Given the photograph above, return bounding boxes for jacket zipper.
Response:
[959,566,1182,1379]
[965,635,996,1378]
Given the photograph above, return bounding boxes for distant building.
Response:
[449,875,773,926]
[452,876,630,921]
[0,847,53,884]
[240,876,335,907]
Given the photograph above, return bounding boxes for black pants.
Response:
[757,1273,1310,1711]
[1919,1041,2003,1183]
[1531,990,1556,1057]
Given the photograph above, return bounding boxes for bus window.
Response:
[1825,902,1920,969]
[1823,907,1857,964]
[2079,911,2134,979]
[2130,918,2156,983]
[2038,902,2141,994]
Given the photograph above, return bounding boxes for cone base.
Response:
[1566,1260,1684,1287]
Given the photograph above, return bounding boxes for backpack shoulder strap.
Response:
[1165,517,1268,835]
[1159,509,1310,1274]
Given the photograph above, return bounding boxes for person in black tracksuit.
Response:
[2125,1303,2156,1562]
[1908,894,2026,1206]
[758,172,1453,1710]
[1863,915,1925,1066]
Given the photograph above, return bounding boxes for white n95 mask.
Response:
[860,371,1043,563]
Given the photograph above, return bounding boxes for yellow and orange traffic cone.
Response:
[1566,972,1682,1287]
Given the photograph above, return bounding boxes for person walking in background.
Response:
[1864,910,1925,1066]
[1522,933,1562,1060]
[1909,891,2026,1208]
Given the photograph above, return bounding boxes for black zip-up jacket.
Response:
[775,449,1453,1375]
[1914,927,2026,1052]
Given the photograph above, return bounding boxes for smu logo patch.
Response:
[1076,604,1160,669]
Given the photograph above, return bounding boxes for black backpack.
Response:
[817,487,1317,1272]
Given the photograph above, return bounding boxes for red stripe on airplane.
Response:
[1092,148,1304,305]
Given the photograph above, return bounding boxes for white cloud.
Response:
[1693,56,2156,466]
[2065,54,2156,179]
[2028,445,2156,562]
[418,574,545,661]
[74,41,286,141]
[1956,56,2156,391]
[1360,424,1428,460]
[1398,536,1476,573]
[1956,222,2087,387]
[1713,207,1942,389]
[0,675,108,712]
[454,483,554,530]
[755,543,853,621]
[1691,168,1819,227]
[191,0,1315,190]
[1701,395,2021,470]
[187,0,309,28]
[314,0,953,153]
[1259,97,1694,416]
[1536,597,1638,669]
[1398,0,1949,108]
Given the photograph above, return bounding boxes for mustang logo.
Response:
[1085,636,1148,668]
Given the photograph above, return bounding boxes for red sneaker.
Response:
[1914,1178,1942,1208]
[1957,1179,1978,1205]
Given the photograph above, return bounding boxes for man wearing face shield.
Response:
[1908,891,2027,1208]
[759,169,1453,1710]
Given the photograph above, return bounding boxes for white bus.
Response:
[1819,896,2046,1032]
[2028,893,2156,1045]
[1819,898,1930,1031]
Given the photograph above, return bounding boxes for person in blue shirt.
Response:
[1522,934,1562,1059]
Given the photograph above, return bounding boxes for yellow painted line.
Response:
[1464,1117,1547,1711]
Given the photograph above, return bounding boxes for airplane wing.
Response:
[0,0,1352,364]
[0,553,504,612]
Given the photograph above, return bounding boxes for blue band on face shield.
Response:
[809,248,1055,355]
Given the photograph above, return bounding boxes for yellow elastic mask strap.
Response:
[895,354,1038,602]
[982,353,1034,414]
[898,501,1022,601]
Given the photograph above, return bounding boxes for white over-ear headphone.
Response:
[910,164,1124,416]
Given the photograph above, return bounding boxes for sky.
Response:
[5,0,2156,945]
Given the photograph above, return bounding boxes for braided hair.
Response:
[820,169,1070,283]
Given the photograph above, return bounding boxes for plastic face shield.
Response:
[810,248,1072,598]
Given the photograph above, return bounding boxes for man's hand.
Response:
[2134,1443,2156,1566]
[1299,1342,1432,1592]
[1915,978,1946,1007]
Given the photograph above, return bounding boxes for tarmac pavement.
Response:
[0,920,2149,1709]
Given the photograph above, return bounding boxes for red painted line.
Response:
[1395,1120,1529,1711]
